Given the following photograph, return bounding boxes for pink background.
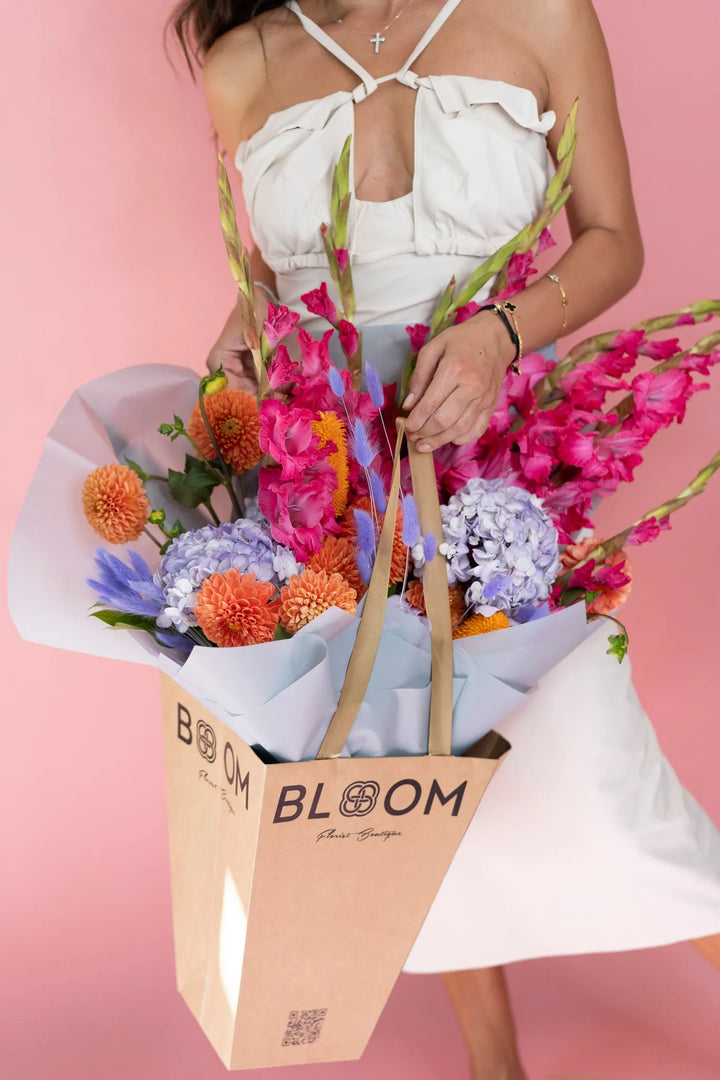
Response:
[2,1,719,1077]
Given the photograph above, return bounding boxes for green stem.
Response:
[556,449,720,587]
[203,499,221,526]
[197,389,245,521]
[143,526,164,550]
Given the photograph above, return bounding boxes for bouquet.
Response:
[9,101,720,760]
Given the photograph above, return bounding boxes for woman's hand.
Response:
[206,292,271,395]
[206,332,258,395]
[403,313,516,452]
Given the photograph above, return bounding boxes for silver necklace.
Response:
[328,0,414,53]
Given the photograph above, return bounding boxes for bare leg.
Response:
[692,934,720,969]
[442,966,528,1080]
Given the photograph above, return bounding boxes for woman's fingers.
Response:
[410,387,476,442]
[415,405,489,453]
[403,339,445,413]
[405,353,463,437]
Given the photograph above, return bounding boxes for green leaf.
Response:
[158,422,174,437]
[584,589,602,605]
[557,587,588,608]
[273,623,293,641]
[606,631,629,663]
[91,609,158,631]
[167,455,223,509]
[124,456,150,481]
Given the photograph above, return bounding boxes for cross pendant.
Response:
[370,31,386,53]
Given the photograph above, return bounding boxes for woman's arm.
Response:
[203,28,278,390]
[405,0,645,452]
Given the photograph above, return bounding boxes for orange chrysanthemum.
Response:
[194,569,279,648]
[278,568,357,634]
[453,610,510,639]
[407,580,468,623]
[82,463,150,544]
[342,496,408,583]
[306,535,365,596]
[188,388,262,474]
[560,537,632,616]
[312,411,349,517]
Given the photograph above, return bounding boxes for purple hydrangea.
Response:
[439,478,560,615]
[155,519,302,633]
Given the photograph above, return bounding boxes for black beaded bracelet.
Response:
[476,302,521,374]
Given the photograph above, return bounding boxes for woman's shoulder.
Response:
[202,8,297,155]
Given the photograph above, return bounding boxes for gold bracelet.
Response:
[547,272,568,335]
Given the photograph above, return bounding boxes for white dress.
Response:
[235,0,720,971]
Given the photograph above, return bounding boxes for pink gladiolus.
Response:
[268,344,299,390]
[297,327,334,379]
[640,337,680,361]
[338,319,359,356]
[610,329,645,355]
[258,462,338,559]
[631,369,694,425]
[300,282,338,325]
[536,228,556,254]
[454,302,480,324]
[678,351,720,375]
[259,400,323,476]
[626,515,671,546]
[432,441,482,499]
[264,302,300,348]
[334,248,349,272]
[406,323,430,352]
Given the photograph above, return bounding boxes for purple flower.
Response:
[423,533,436,563]
[439,478,560,615]
[156,519,301,633]
[369,469,387,514]
[353,508,376,558]
[327,364,346,398]
[352,418,376,469]
[357,550,374,585]
[401,494,421,547]
[365,363,385,410]
[88,548,164,619]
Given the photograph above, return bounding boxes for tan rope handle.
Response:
[316,420,453,759]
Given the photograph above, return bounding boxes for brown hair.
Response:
[166,0,288,77]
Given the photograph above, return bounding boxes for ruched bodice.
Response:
[234,0,557,330]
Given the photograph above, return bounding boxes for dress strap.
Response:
[398,0,465,76]
[284,0,378,99]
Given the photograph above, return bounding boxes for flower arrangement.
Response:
[78,102,719,667]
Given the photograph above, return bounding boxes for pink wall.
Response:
[2,2,719,1078]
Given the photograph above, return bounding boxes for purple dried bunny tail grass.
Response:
[423,532,436,563]
[356,549,374,585]
[365,363,385,410]
[327,364,345,398]
[369,469,387,515]
[401,494,421,547]
[352,418,377,469]
[354,507,376,558]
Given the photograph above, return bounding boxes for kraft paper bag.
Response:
[157,426,511,1069]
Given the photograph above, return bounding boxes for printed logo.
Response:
[196,720,217,763]
[340,780,380,817]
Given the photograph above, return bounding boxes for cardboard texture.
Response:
[158,426,511,1069]
[160,674,509,1069]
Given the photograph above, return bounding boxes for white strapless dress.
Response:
[233,0,720,970]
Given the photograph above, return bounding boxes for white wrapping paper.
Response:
[9,364,597,760]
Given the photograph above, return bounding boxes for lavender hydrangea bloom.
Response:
[155,519,302,632]
[439,478,560,615]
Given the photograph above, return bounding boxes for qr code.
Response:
[281,1008,327,1046]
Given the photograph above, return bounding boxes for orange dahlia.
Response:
[278,568,357,633]
[560,537,632,616]
[194,569,279,647]
[312,411,349,517]
[306,535,365,596]
[188,388,262,474]
[453,610,510,639]
[407,580,467,624]
[82,463,150,544]
[342,496,408,583]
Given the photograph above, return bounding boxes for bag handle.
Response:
[316,420,453,759]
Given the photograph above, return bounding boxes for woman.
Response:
[169,2,720,1077]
